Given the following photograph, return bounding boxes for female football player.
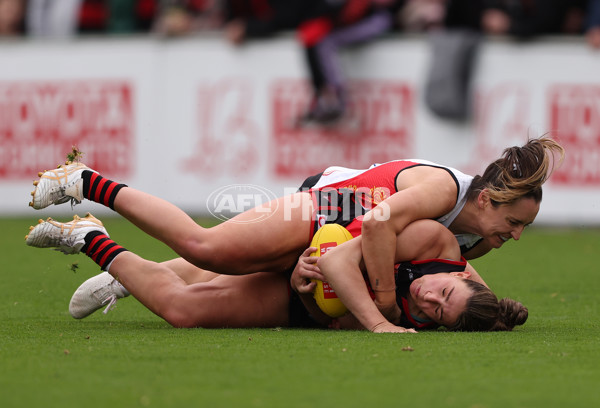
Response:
[29,216,527,332]
[27,137,557,331]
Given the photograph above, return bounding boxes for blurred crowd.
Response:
[1,0,598,43]
[1,0,599,123]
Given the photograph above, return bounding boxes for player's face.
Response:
[479,196,539,249]
[408,273,472,327]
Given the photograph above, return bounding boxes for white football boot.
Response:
[29,161,95,209]
[25,213,107,254]
[69,272,130,319]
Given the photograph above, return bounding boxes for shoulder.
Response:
[400,220,459,260]
[392,166,459,212]
[395,163,459,193]
[406,219,451,238]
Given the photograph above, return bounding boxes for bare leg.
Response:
[161,258,220,284]
[110,252,290,328]
[112,189,314,275]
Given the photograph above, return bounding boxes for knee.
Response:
[161,306,199,329]
[178,240,250,275]
[150,285,201,328]
[175,237,220,271]
[157,286,223,328]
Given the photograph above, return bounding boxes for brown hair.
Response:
[467,137,565,205]
[449,280,529,332]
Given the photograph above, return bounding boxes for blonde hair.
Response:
[467,137,565,205]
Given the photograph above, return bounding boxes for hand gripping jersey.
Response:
[300,159,482,254]
[395,257,468,330]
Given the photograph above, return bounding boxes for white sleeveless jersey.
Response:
[308,159,482,253]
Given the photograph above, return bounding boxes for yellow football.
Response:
[310,224,354,318]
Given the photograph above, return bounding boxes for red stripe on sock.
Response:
[93,178,108,204]
[103,182,118,207]
[98,245,124,267]
[85,235,105,256]
[90,240,112,262]
[87,172,99,200]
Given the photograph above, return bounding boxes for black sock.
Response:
[81,231,128,270]
[82,171,127,210]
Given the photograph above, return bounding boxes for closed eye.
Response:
[436,288,446,320]
[440,287,454,323]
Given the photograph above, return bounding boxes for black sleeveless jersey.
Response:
[395,258,467,329]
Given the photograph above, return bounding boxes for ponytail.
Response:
[450,280,528,332]
[491,298,529,331]
[467,136,565,205]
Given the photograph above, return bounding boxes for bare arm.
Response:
[361,168,457,320]
[297,218,490,333]
[317,238,414,333]
[398,221,489,288]
[319,220,466,332]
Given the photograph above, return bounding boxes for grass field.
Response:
[1,216,599,408]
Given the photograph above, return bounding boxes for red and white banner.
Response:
[0,36,598,224]
[0,80,134,179]
[548,84,600,186]
[271,79,414,178]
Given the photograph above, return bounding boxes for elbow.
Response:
[361,212,392,237]
[316,255,332,279]
[317,251,342,282]
[317,247,356,282]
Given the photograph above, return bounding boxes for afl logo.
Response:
[206,184,278,224]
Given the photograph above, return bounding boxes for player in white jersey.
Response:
[26,137,562,333]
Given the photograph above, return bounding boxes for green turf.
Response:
[1,217,599,408]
